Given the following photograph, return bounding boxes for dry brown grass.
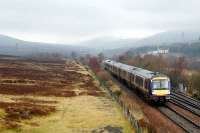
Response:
[0,57,134,132]
[0,101,56,129]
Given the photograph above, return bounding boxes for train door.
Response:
[118,67,121,79]
[127,71,131,87]
[130,74,135,86]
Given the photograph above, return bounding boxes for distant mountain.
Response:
[101,30,200,57]
[77,37,139,51]
[0,34,93,56]
[1,29,200,57]
[133,30,200,46]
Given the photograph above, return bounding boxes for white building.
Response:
[147,48,169,55]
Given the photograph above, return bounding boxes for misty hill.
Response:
[1,30,200,57]
[133,30,200,46]
[0,35,93,56]
[79,30,200,52]
[77,37,139,51]
[101,30,200,57]
[125,42,200,57]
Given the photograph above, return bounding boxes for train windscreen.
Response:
[151,79,169,90]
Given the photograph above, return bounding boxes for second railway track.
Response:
[158,106,200,133]
[171,92,200,110]
[170,92,200,117]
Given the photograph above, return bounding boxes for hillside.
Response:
[101,30,200,57]
[77,37,139,51]
[125,42,200,58]
[133,30,200,46]
[0,35,93,56]
[1,30,200,57]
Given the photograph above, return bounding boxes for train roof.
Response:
[132,67,157,79]
[117,62,156,78]
[114,62,133,72]
[104,59,167,79]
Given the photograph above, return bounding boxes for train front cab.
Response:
[149,76,171,102]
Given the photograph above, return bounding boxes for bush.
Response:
[114,90,122,98]
[192,93,200,100]
[190,72,200,98]
[88,57,100,73]
[97,71,110,82]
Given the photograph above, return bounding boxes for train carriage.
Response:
[103,59,171,102]
[117,63,131,81]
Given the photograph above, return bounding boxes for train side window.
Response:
[141,78,144,87]
[136,76,143,87]
[132,75,135,84]
[135,76,139,85]
[126,71,129,79]
[131,74,135,83]
[145,80,148,89]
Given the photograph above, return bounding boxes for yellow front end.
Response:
[152,90,170,96]
[151,76,171,97]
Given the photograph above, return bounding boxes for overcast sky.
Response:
[0,0,200,43]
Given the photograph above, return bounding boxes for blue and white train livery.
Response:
[103,60,171,102]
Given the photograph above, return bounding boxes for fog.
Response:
[0,0,199,43]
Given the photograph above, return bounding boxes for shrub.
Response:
[114,90,122,98]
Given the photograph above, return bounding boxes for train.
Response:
[103,59,171,102]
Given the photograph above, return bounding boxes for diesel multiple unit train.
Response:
[103,60,171,102]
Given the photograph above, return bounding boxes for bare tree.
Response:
[71,51,77,59]
[98,52,105,62]
[89,57,100,73]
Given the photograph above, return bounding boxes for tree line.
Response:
[79,52,200,100]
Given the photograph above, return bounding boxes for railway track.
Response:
[171,92,200,109]
[171,92,200,106]
[158,106,200,133]
[167,92,200,132]
[165,103,200,127]
[170,92,200,117]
